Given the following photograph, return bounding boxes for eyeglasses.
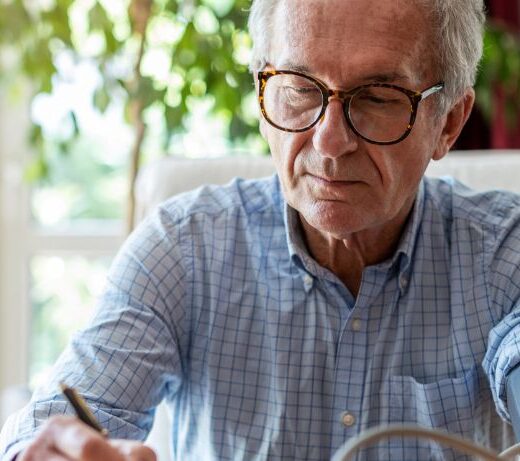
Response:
[257,70,444,145]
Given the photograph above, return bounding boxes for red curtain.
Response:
[488,0,519,22]
[488,0,520,148]
[456,0,520,150]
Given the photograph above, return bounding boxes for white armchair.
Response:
[134,155,277,224]
[135,150,520,219]
[136,149,520,459]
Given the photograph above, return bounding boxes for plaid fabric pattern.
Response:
[2,174,520,460]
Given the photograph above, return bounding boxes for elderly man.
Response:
[2,0,518,459]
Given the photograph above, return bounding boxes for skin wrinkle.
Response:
[275,0,431,86]
[261,0,474,295]
[273,61,412,87]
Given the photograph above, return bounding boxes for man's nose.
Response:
[312,97,358,158]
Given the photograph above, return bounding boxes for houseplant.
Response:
[1,1,519,225]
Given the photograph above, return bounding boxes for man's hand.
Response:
[18,416,157,461]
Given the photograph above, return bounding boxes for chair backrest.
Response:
[134,155,277,223]
[425,149,520,192]
[135,149,520,222]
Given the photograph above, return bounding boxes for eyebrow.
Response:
[360,72,410,84]
[276,62,312,74]
[274,61,410,85]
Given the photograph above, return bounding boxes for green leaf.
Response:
[93,86,111,113]
[0,3,31,42]
[42,4,73,47]
[70,111,80,136]
[89,3,112,33]
[164,105,184,134]
[24,154,49,183]
[165,0,179,15]
[136,76,167,111]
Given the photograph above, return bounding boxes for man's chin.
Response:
[299,204,370,238]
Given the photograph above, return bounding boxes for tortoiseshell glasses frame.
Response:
[257,69,445,145]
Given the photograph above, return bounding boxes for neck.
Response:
[300,196,416,297]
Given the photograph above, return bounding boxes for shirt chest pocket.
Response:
[388,365,479,438]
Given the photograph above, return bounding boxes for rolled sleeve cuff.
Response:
[0,408,37,461]
[1,440,31,461]
[483,309,520,422]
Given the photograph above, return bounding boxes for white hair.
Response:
[248,0,485,113]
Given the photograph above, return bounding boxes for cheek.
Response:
[266,128,309,180]
[365,140,429,208]
[392,113,440,173]
[259,118,269,141]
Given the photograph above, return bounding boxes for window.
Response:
[0,0,263,405]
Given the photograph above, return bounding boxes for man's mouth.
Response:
[307,173,360,185]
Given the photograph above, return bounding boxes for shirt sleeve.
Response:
[484,306,520,421]
[482,206,520,422]
[0,206,191,458]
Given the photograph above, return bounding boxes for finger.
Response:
[110,440,157,461]
[19,422,72,461]
[42,449,72,461]
[18,444,72,461]
[43,415,125,461]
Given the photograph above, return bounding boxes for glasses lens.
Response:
[349,86,413,143]
[262,74,323,130]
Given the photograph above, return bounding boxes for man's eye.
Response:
[283,86,317,95]
[359,95,394,105]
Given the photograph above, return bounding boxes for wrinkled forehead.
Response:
[270,0,434,85]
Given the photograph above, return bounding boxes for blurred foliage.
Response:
[0,0,260,182]
[1,0,519,184]
[30,136,128,224]
[475,21,520,129]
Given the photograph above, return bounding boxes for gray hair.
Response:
[248,0,485,114]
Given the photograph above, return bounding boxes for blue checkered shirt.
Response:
[2,174,520,460]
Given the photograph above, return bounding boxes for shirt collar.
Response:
[389,179,425,292]
[352,179,425,295]
[283,202,318,291]
[282,179,426,294]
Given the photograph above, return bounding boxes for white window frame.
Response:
[0,93,124,394]
[0,95,172,460]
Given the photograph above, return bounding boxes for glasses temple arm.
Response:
[420,82,445,100]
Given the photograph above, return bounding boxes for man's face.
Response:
[261,0,447,239]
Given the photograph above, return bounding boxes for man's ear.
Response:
[432,88,475,161]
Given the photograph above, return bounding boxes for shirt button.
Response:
[341,411,356,427]
[399,274,409,290]
[303,274,313,285]
[351,318,362,331]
